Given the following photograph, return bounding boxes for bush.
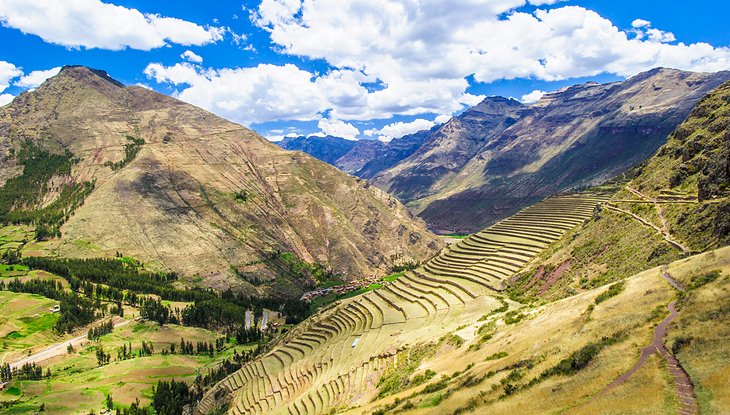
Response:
[689,270,721,290]
[595,281,625,304]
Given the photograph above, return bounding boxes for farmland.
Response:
[197,193,617,414]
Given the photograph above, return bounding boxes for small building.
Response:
[49,304,60,313]
[352,337,360,348]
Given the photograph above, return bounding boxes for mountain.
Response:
[353,126,437,179]
[199,81,730,415]
[0,66,443,298]
[277,135,357,166]
[372,96,525,203]
[374,68,730,233]
[510,80,730,301]
[279,127,435,179]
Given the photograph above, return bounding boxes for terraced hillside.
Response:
[196,193,611,414]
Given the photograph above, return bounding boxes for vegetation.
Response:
[0,142,94,234]
[594,281,625,304]
[104,135,145,170]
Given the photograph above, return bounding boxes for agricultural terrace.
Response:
[197,193,612,415]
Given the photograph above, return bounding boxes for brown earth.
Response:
[0,66,443,297]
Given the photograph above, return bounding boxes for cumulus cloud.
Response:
[631,19,651,28]
[254,0,730,83]
[317,118,360,140]
[15,66,61,89]
[520,89,547,104]
[180,50,203,63]
[144,62,329,125]
[146,1,730,130]
[0,93,14,106]
[365,115,446,142]
[0,60,22,91]
[0,0,224,50]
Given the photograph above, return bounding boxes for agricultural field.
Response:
[0,291,60,360]
[0,298,263,415]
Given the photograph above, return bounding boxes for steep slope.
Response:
[277,135,357,166]
[373,96,525,203]
[352,126,435,179]
[0,66,442,297]
[509,80,730,301]
[197,81,730,415]
[376,68,729,233]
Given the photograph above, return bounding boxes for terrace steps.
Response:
[196,193,611,415]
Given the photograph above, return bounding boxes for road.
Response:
[7,318,131,370]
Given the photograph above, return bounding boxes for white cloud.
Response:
[645,28,676,43]
[435,114,452,124]
[317,118,360,140]
[0,93,14,106]
[520,89,546,104]
[254,0,730,86]
[0,0,224,50]
[631,19,651,28]
[365,116,444,142]
[0,60,22,91]
[15,66,61,89]
[180,50,203,63]
[146,1,730,129]
[144,62,328,125]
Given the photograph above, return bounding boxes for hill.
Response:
[509,80,730,301]
[373,68,730,233]
[0,66,443,298]
[197,81,730,414]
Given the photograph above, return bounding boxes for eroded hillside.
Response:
[0,66,443,298]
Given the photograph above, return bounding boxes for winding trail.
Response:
[605,204,690,254]
[591,267,698,414]
[627,186,671,234]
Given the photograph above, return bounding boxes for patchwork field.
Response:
[1,314,256,415]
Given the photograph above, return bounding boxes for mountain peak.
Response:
[51,65,125,89]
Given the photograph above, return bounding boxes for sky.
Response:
[0,0,729,142]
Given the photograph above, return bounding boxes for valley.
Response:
[0,68,727,415]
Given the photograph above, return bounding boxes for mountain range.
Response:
[285,68,730,233]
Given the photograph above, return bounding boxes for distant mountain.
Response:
[353,126,437,179]
[278,135,357,165]
[278,126,436,179]
[372,97,525,203]
[0,66,443,298]
[374,68,730,233]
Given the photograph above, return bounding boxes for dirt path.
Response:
[590,268,698,414]
[7,318,131,370]
[605,204,690,254]
[627,186,670,233]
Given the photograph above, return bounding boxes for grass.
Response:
[309,282,384,311]
[0,318,244,415]
[343,247,726,415]
[594,281,625,304]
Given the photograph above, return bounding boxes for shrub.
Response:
[689,270,721,290]
[595,281,625,304]
[485,351,508,361]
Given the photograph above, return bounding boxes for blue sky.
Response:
[1,0,728,141]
